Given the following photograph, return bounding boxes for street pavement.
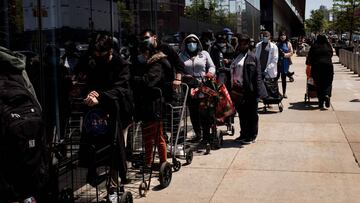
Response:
[130,54,360,203]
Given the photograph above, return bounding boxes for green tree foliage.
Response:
[332,0,360,44]
[305,9,327,33]
[117,1,134,31]
[185,0,236,30]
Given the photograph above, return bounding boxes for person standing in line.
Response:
[230,34,268,144]
[80,33,133,203]
[131,40,174,170]
[255,31,279,79]
[306,34,334,109]
[276,32,294,98]
[140,29,185,87]
[179,34,216,143]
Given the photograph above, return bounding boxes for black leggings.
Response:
[279,72,287,95]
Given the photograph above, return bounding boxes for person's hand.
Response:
[84,95,99,107]
[172,79,181,88]
[84,91,99,107]
[223,58,229,65]
[88,91,99,98]
[205,72,215,79]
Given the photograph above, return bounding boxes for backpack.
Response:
[0,73,48,201]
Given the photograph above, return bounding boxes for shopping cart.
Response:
[164,83,193,172]
[304,65,317,104]
[190,76,224,154]
[217,67,235,136]
[50,90,132,203]
[126,87,172,197]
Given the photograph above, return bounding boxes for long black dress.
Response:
[306,41,334,106]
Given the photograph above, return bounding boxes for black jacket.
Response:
[242,52,268,99]
[132,52,174,121]
[210,43,235,69]
[86,54,133,127]
[158,42,185,74]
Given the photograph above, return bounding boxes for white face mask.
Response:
[263,36,270,43]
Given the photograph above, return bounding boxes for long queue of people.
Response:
[1,27,306,203]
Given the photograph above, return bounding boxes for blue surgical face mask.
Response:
[187,42,198,52]
[143,37,153,47]
[263,36,269,43]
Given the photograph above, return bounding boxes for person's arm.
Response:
[285,42,294,58]
[265,44,278,78]
[306,46,313,65]
[162,44,184,85]
[204,51,216,75]
[99,57,131,102]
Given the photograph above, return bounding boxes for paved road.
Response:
[130,55,360,203]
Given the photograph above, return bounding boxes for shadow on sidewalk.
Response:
[288,101,319,111]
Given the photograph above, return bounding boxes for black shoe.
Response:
[289,76,294,82]
[325,96,330,108]
[240,140,252,145]
[87,173,106,187]
[283,94,287,99]
[287,71,294,76]
[234,136,244,142]
[190,134,201,143]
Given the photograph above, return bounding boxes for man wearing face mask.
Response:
[80,33,133,203]
[230,35,268,144]
[255,31,279,79]
[140,29,185,87]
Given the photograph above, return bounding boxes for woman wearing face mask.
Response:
[230,34,268,144]
[131,41,175,170]
[179,34,216,143]
[276,32,294,98]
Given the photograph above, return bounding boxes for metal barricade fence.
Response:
[339,49,360,76]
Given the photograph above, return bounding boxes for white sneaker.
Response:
[23,197,36,203]
[108,193,119,203]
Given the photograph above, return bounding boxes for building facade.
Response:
[260,0,305,38]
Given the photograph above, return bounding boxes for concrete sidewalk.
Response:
[133,55,360,203]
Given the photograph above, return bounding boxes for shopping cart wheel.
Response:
[159,162,172,188]
[186,149,193,164]
[120,191,133,203]
[173,158,181,172]
[139,181,148,197]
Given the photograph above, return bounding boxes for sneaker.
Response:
[325,96,330,108]
[108,192,119,203]
[289,76,294,82]
[23,197,37,203]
